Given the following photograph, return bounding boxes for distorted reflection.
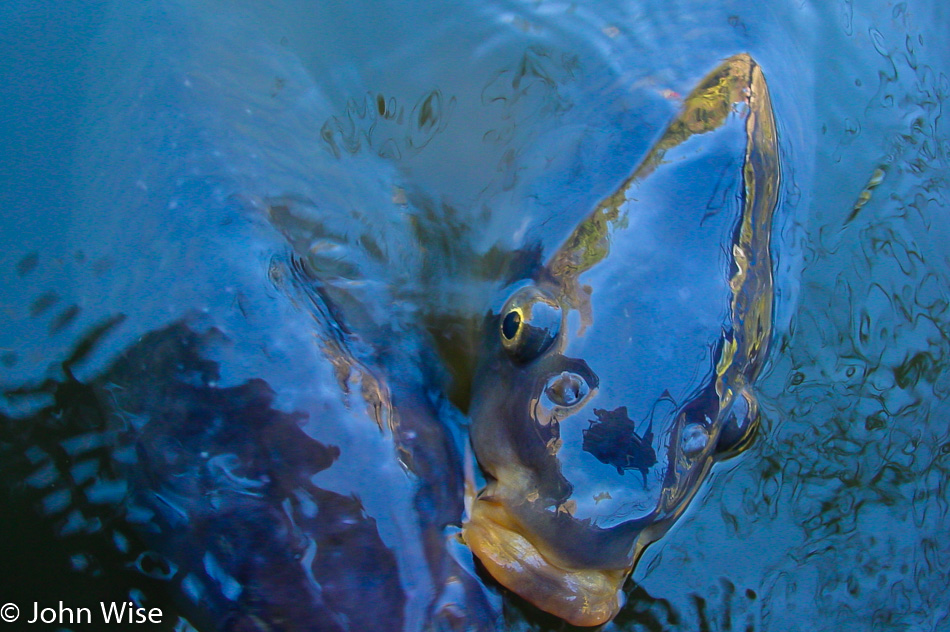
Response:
[2,0,948,630]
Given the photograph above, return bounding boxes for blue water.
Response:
[1,0,948,630]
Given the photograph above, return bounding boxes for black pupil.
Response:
[502,311,521,340]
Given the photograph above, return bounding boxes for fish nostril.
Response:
[545,371,589,407]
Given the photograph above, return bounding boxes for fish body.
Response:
[1,2,492,629]
[465,54,780,626]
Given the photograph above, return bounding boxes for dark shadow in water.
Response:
[1,317,405,631]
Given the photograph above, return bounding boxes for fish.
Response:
[463,54,780,626]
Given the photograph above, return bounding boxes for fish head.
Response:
[465,54,779,626]
[466,281,754,626]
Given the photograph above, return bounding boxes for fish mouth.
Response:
[463,492,626,627]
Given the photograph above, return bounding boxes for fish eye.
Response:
[502,311,521,340]
[499,286,561,363]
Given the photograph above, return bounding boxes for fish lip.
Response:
[463,494,626,627]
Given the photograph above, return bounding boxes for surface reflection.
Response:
[1,0,948,630]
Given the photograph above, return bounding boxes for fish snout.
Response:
[463,490,626,627]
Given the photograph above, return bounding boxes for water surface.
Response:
[1,0,948,630]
